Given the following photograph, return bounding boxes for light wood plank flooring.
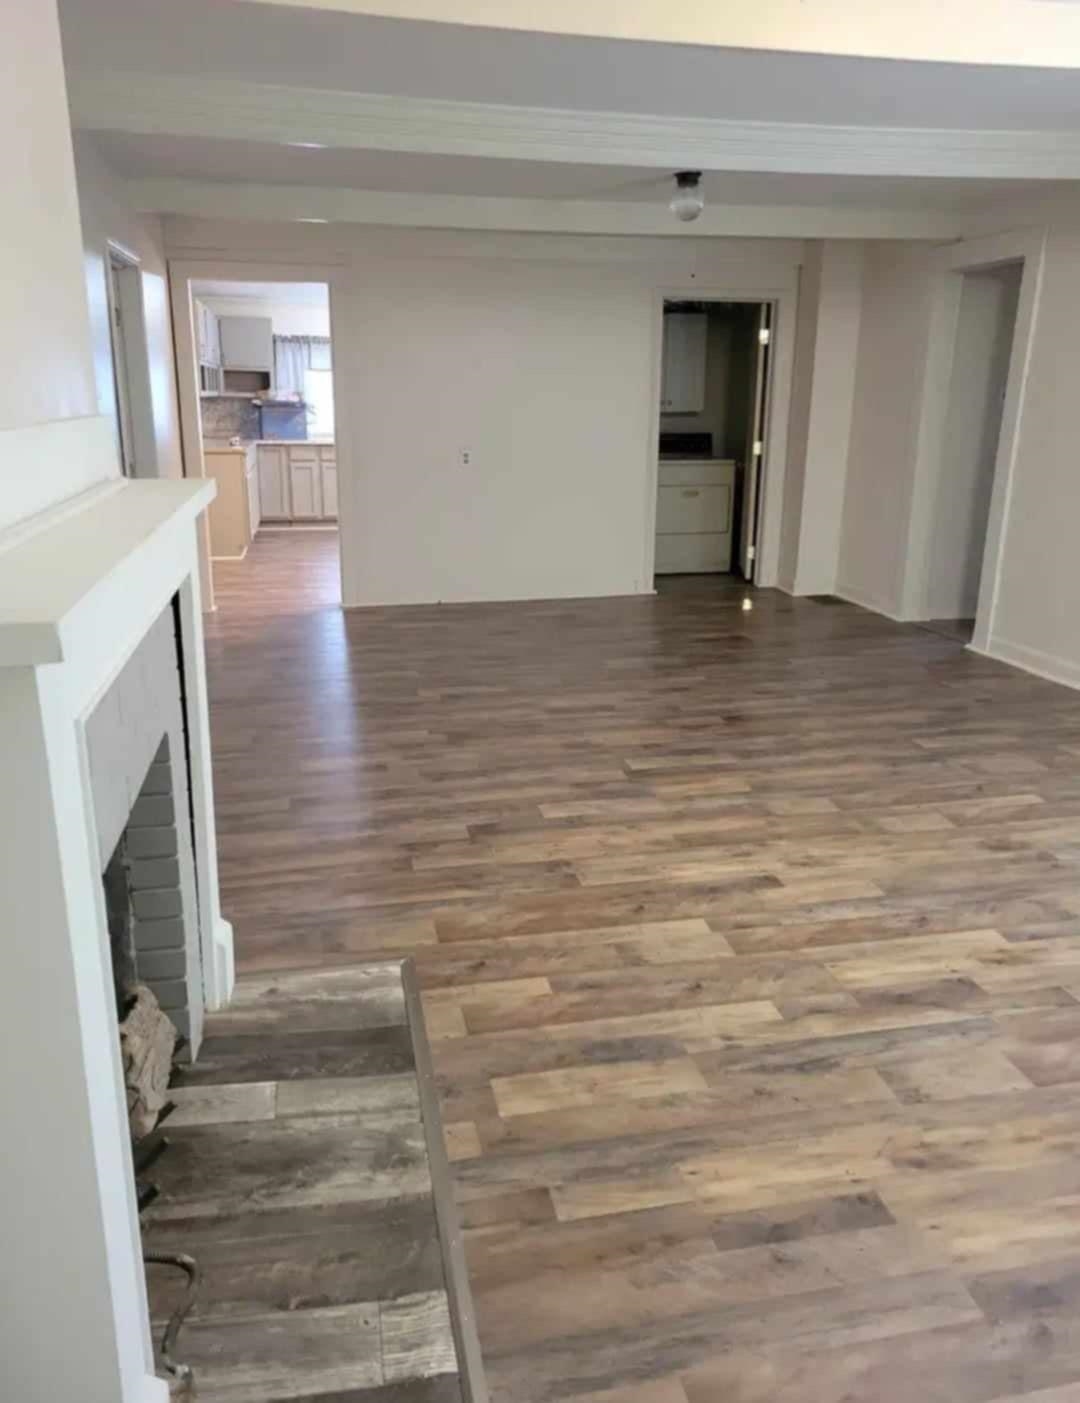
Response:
[205,532,1080,1403]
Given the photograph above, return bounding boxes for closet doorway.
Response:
[654,298,773,583]
[919,262,1022,644]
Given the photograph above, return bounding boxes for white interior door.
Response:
[740,303,772,581]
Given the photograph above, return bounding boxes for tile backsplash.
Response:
[200,396,260,440]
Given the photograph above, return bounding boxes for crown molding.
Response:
[129,178,965,239]
[70,73,1080,180]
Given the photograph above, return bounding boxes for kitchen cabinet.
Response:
[256,442,339,521]
[220,314,273,393]
[246,450,261,539]
[654,458,735,573]
[220,316,273,371]
[257,445,289,520]
[203,443,258,558]
[288,449,321,520]
[195,300,220,367]
[660,312,707,414]
[319,447,338,519]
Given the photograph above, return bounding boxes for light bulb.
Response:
[670,171,704,222]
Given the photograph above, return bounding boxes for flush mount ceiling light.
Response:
[670,170,704,223]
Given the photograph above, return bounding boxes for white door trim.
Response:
[168,256,349,611]
[105,241,143,477]
[899,227,1046,653]
[645,282,796,590]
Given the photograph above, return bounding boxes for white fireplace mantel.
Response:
[0,475,234,1403]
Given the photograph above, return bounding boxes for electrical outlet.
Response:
[459,447,471,466]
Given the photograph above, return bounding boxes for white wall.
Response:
[837,241,939,616]
[778,239,864,597]
[989,222,1080,683]
[1,7,163,1398]
[165,221,802,605]
[830,214,1080,692]
[777,245,822,589]
[347,256,657,602]
[793,241,864,596]
[926,262,1020,620]
[0,1,113,532]
[73,134,184,479]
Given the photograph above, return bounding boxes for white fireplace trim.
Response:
[0,466,232,1403]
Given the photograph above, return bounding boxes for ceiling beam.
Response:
[68,73,1080,180]
[237,0,1080,70]
[128,178,965,239]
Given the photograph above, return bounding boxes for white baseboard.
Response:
[973,635,1080,692]
[832,580,905,622]
[138,1372,170,1402]
[791,572,837,597]
[208,916,236,1009]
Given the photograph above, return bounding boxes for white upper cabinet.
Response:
[220,316,274,371]
[660,312,708,414]
[194,300,220,367]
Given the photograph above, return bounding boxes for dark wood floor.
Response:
[206,531,1080,1403]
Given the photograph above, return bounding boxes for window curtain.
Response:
[273,336,332,395]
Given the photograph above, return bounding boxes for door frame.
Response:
[168,258,350,610]
[645,283,796,589]
[899,228,1046,650]
[105,240,160,478]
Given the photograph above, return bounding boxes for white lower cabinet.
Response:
[289,452,321,519]
[255,442,339,522]
[320,449,338,519]
[246,454,261,538]
[257,446,289,520]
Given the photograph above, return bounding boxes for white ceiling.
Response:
[190,279,329,304]
[59,0,1080,227]
[58,0,1080,131]
[90,132,1070,213]
[220,0,1080,69]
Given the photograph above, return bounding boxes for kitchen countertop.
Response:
[204,438,335,450]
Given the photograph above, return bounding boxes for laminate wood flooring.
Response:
[142,962,462,1403]
[204,533,1080,1403]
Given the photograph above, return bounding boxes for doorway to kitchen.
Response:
[654,299,773,585]
[180,274,342,608]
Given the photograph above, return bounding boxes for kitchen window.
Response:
[303,367,335,438]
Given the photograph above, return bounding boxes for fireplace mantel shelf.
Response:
[0,477,215,666]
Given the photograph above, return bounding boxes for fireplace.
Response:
[90,600,204,1059]
[0,473,234,1403]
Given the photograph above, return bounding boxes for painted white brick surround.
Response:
[88,603,203,1049]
